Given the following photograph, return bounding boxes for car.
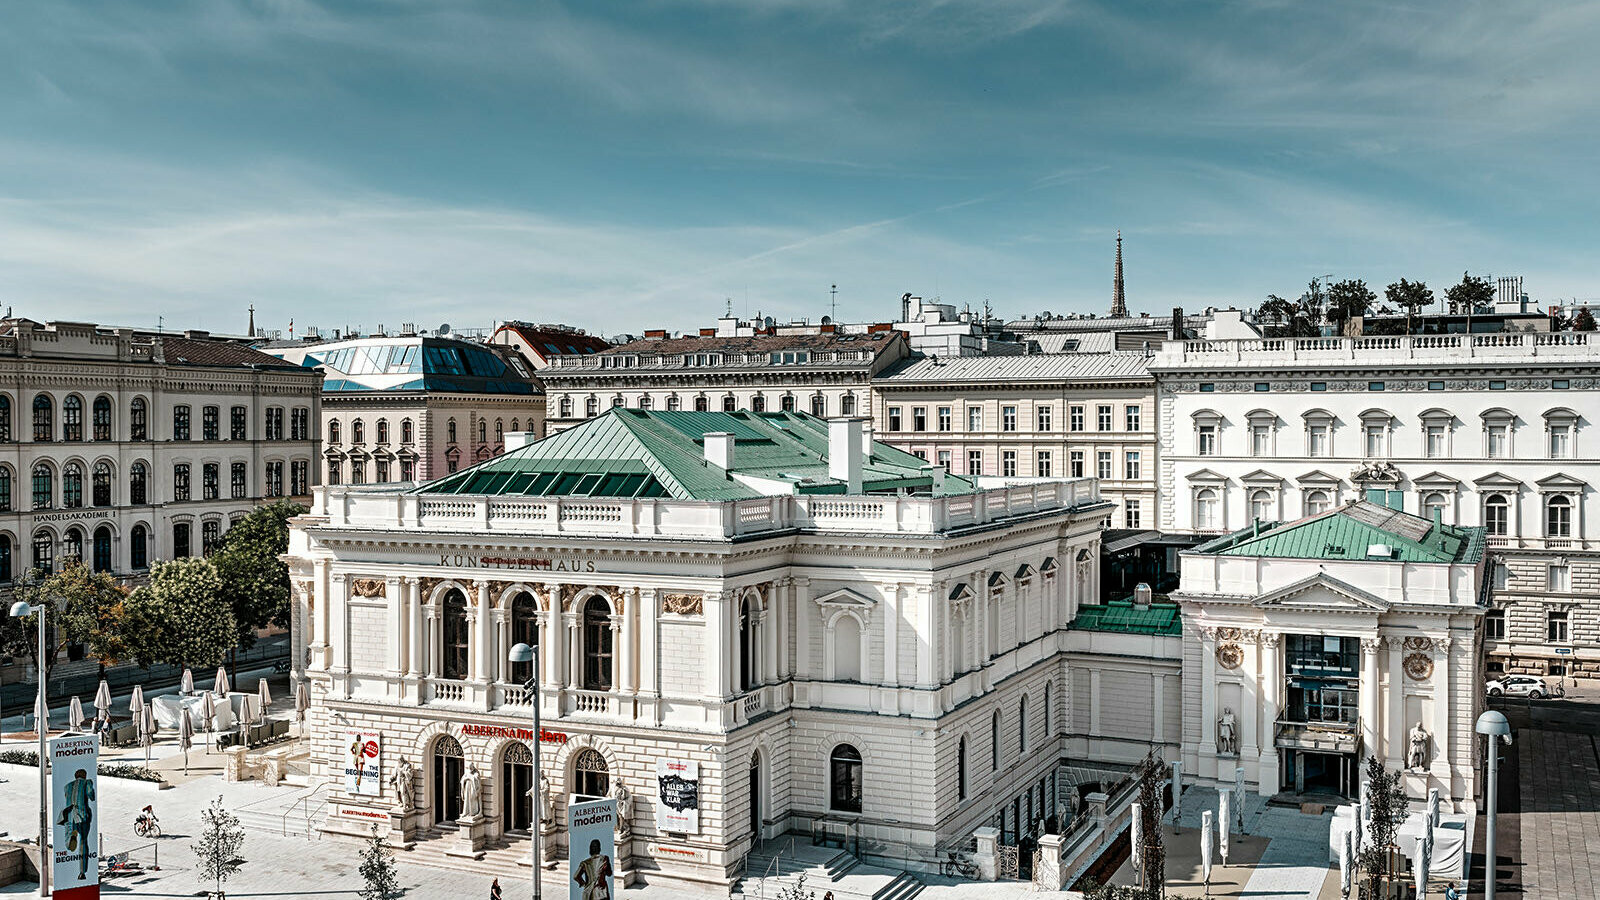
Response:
[1486,674,1551,699]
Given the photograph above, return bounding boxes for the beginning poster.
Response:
[50,732,100,900]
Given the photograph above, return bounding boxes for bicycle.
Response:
[134,806,161,839]
[941,851,978,879]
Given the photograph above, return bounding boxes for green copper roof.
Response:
[1070,599,1182,636]
[1195,501,1485,564]
[417,408,977,501]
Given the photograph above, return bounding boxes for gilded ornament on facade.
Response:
[1216,643,1244,670]
[351,578,387,598]
[661,594,703,616]
[1403,653,1434,681]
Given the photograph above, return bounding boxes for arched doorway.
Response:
[92,526,112,573]
[501,741,535,833]
[432,735,464,824]
[749,753,762,840]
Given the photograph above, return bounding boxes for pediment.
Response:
[1296,469,1342,486]
[1241,468,1284,485]
[813,588,877,610]
[1187,468,1229,484]
[1251,574,1391,614]
[1412,471,1460,488]
[1472,472,1523,489]
[1536,472,1587,490]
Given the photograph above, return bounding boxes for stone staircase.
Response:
[398,826,542,882]
[735,840,923,900]
[234,782,333,839]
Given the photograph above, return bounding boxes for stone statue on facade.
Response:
[1217,708,1237,755]
[610,781,632,837]
[389,756,416,812]
[537,773,555,825]
[461,764,484,819]
[1408,722,1430,770]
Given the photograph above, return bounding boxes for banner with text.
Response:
[568,798,616,900]
[50,733,100,900]
[344,732,382,796]
[654,758,700,834]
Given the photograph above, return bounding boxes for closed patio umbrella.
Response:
[213,665,230,697]
[1339,830,1353,899]
[178,708,194,776]
[1218,792,1230,866]
[1130,801,1143,876]
[1415,832,1431,897]
[68,696,85,731]
[1200,811,1213,888]
[294,679,310,738]
[180,667,194,695]
[129,684,145,721]
[139,704,156,765]
[93,679,112,731]
[237,695,256,748]
[1233,766,1247,832]
[200,690,217,753]
[258,677,273,713]
[34,693,48,736]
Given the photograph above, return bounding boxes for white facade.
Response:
[286,477,1114,882]
[1150,332,1600,679]
[0,319,321,584]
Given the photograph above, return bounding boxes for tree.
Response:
[1134,762,1166,899]
[774,872,816,900]
[1326,279,1377,334]
[46,563,133,667]
[1357,755,1409,897]
[1294,279,1328,335]
[192,795,246,898]
[211,499,306,650]
[124,558,235,671]
[1257,295,1296,336]
[1445,271,1495,315]
[357,824,403,900]
[1572,307,1597,332]
[1384,279,1434,330]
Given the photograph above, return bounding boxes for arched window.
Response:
[829,744,862,813]
[1547,495,1573,537]
[1423,492,1448,523]
[694,395,708,412]
[352,420,364,444]
[957,736,968,801]
[1019,696,1029,752]
[811,394,826,417]
[129,462,148,505]
[63,527,84,564]
[751,394,766,413]
[1249,489,1273,522]
[573,748,610,799]
[637,395,652,410]
[33,395,53,442]
[92,526,112,573]
[432,735,464,823]
[441,589,470,680]
[585,397,599,417]
[92,396,112,441]
[991,711,1002,770]
[32,463,52,509]
[0,535,10,583]
[722,394,736,413]
[559,397,573,418]
[495,420,504,444]
[780,394,795,413]
[328,420,341,444]
[130,524,148,569]
[0,394,10,442]
[478,420,487,443]
[833,615,861,682]
[510,592,540,684]
[62,463,83,508]
[376,419,389,444]
[1305,489,1331,516]
[447,419,457,444]
[739,596,756,693]
[1195,488,1220,529]
[0,466,9,512]
[90,461,112,507]
[1044,682,1052,738]
[129,397,147,441]
[32,530,53,575]
[582,596,614,691]
[1484,493,1509,536]
[62,396,83,441]
[841,393,856,416]
[401,418,414,444]
[666,395,680,412]
[510,418,520,432]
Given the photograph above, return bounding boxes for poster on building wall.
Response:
[344,732,382,797]
[49,733,100,900]
[568,798,617,900]
[655,758,700,833]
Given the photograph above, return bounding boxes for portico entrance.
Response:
[502,742,536,833]
[1283,749,1356,798]
[432,735,464,824]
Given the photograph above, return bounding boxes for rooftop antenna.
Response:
[725,297,733,317]
[830,284,838,321]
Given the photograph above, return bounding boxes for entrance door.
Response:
[502,743,536,833]
[432,736,464,825]
[749,755,762,840]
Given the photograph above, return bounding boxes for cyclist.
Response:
[134,805,160,837]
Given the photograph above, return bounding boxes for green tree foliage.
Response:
[1445,272,1496,315]
[1326,279,1377,333]
[124,558,235,670]
[1257,295,1296,336]
[45,563,133,666]
[774,872,817,900]
[1384,279,1434,327]
[357,823,403,900]
[1357,755,1409,896]
[1572,307,1597,332]
[192,795,246,898]
[211,499,305,649]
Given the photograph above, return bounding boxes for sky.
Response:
[1,0,1597,338]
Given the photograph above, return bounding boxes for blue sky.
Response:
[1,1,1596,337]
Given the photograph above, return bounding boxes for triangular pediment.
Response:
[1296,469,1342,486]
[1187,468,1229,483]
[1241,468,1284,485]
[1473,472,1523,489]
[1536,472,1587,489]
[1251,573,1391,614]
[813,588,877,610]
[1412,470,1460,488]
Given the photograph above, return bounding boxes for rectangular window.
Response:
[1550,425,1571,459]
[1308,424,1329,457]
[1492,562,1509,591]
[1097,405,1112,431]
[265,407,284,440]
[1069,406,1084,432]
[202,406,219,441]
[1037,407,1052,432]
[1487,424,1508,459]
[1489,380,1506,391]
[1549,565,1570,592]
[1125,499,1141,529]
[937,407,952,432]
[912,407,927,432]
[231,462,247,499]
[1198,424,1217,456]
[291,460,309,495]
[1251,424,1271,456]
[1428,381,1445,391]
[1426,425,1446,459]
[1364,425,1385,458]
[376,458,390,482]
[1001,451,1017,477]
[912,449,927,461]
[1310,382,1327,392]
[1125,451,1141,480]
[1002,406,1017,432]
[1548,609,1569,642]
[231,406,247,440]
[1554,379,1571,390]
[173,522,191,559]
[202,463,219,500]
[1254,382,1270,393]
[202,520,221,557]
[173,405,191,441]
[1485,608,1506,640]
[1069,451,1084,478]
[937,450,951,469]
[1036,451,1052,478]
[1199,383,1215,393]
[290,408,309,441]
[1125,405,1141,432]
[173,463,191,502]
[265,461,285,497]
[967,407,982,432]
[967,450,983,476]
[1097,451,1112,480]
[1368,381,1386,392]
[888,406,902,431]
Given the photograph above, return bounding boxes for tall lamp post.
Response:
[1475,710,1513,900]
[10,598,50,898]
[508,641,542,900]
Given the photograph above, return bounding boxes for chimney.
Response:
[703,432,735,470]
[504,431,536,452]
[1171,307,1184,340]
[644,329,668,340]
[829,418,864,494]
[860,422,874,460]
[1133,583,1152,608]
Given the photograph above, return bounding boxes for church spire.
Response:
[247,304,256,338]
[1110,230,1128,318]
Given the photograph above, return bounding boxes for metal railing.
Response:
[755,836,796,900]
[284,781,333,838]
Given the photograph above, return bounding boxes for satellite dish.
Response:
[764,316,775,328]
[438,323,451,336]
[820,315,832,325]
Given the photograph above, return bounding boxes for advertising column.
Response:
[568,799,616,900]
[50,733,100,900]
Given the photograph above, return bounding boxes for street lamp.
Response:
[508,641,542,900]
[10,598,50,898]
[1475,710,1513,900]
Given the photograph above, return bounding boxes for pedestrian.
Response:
[491,878,503,900]
[824,892,834,900]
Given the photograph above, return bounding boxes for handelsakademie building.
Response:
[286,409,1111,884]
